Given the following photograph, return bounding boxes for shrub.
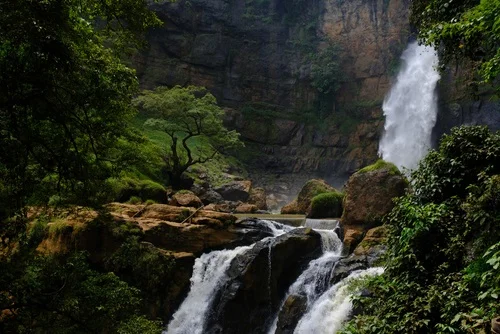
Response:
[109,176,166,203]
[308,191,344,218]
[127,196,142,205]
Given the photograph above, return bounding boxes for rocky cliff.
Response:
[134,0,412,183]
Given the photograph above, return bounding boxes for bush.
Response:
[127,196,142,205]
[109,176,167,203]
[308,191,344,218]
[341,126,500,334]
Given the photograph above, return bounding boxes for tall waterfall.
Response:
[378,41,440,170]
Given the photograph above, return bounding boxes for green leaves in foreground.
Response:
[341,126,500,334]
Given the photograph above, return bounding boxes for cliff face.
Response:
[135,0,411,180]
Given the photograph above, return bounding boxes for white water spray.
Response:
[293,267,384,334]
[379,41,440,170]
[267,228,343,333]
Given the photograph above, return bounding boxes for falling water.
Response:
[165,220,295,334]
[379,41,440,170]
[267,228,343,333]
[293,267,384,334]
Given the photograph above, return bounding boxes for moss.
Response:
[109,177,166,203]
[358,159,401,175]
[309,191,344,218]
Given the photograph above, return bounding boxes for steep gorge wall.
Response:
[135,0,411,181]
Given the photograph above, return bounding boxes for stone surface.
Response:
[234,203,258,214]
[342,228,365,256]
[281,179,336,214]
[205,228,322,334]
[354,225,388,266]
[341,166,407,230]
[215,180,252,202]
[135,0,411,178]
[330,255,368,285]
[275,294,307,334]
[170,190,203,208]
[198,189,224,205]
[248,187,268,211]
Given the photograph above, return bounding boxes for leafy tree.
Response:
[341,126,500,334]
[411,0,500,92]
[310,44,344,94]
[0,0,160,219]
[134,86,243,188]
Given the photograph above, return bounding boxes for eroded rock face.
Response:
[136,0,411,177]
[248,187,268,211]
[205,228,322,334]
[341,167,407,231]
[353,225,388,266]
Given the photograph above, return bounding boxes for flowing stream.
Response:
[379,41,440,170]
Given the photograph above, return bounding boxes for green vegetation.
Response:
[341,126,500,334]
[134,86,243,189]
[309,191,344,218]
[411,0,500,93]
[310,44,344,95]
[358,159,401,175]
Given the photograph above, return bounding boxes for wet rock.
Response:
[280,199,301,214]
[205,228,322,334]
[330,255,368,285]
[170,190,203,208]
[275,294,307,334]
[342,229,365,256]
[215,180,252,202]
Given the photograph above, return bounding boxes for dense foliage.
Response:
[342,126,500,333]
[309,191,344,218]
[134,86,243,188]
[411,0,500,92]
[0,0,160,218]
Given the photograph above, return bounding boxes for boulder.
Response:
[341,160,407,230]
[205,228,322,334]
[307,191,344,218]
[234,203,258,214]
[170,190,203,208]
[248,187,268,211]
[275,294,307,334]
[215,180,252,202]
[342,228,365,256]
[281,179,336,214]
[353,226,388,266]
[199,189,224,205]
[280,199,301,214]
[330,255,368,285]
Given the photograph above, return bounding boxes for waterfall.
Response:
[267,228,343,333]
[165,220,294,334]
[165,245,252,334]
[303,219,339,230]
[378,41,440,170]
[293,267,384,334]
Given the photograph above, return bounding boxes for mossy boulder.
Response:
[307,191,344,218]
[281,179,336,214]
[109,177,167,203]
[341,159,407,231]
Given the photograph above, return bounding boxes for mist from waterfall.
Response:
[378,41,440,170]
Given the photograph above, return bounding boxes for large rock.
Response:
[205,228,322,334]
[341,160,407,231]
[281,179,336,214]
[353,226,388,266]
[248,187,268,211]
[215,180,252,202]
[170,190,203,208]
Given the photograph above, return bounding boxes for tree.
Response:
[134,86,243,188]
[411,0,500,92]
[0,0,160,219]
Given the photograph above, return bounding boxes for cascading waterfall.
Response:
[267,227,343,333]
[165,245,252,334]
[165,220,294,334]
[378,41,440,170]
[303,219,340,230]
[293,267,384,334]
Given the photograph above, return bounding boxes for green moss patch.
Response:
[358,159,400,175]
